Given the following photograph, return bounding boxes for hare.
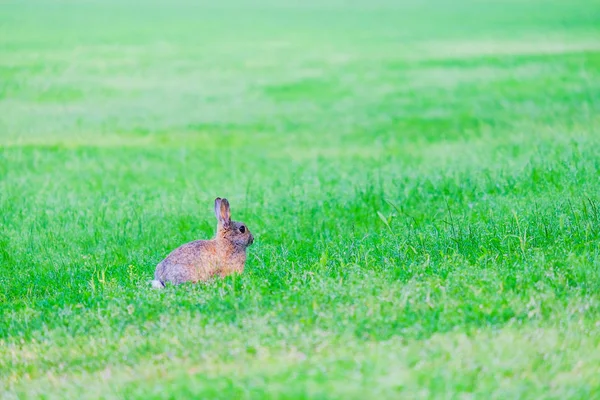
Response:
[151,197,254,288]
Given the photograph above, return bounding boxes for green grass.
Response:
[2,0,600,398]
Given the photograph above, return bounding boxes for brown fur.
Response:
[153,198,253,287]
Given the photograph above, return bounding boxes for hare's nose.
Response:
[249,234,254,245]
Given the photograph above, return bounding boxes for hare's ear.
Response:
[218,198,231,228]
[214,197,222,220]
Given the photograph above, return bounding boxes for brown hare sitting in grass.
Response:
[152,197,254,288]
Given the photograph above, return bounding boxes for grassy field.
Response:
[1,0,600,398]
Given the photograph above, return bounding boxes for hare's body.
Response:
[152,198,253,288]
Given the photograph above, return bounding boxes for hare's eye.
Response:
[239,225,246,233]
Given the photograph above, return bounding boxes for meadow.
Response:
[1,0,600,398]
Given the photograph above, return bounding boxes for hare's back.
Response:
[154,240,216,285]
[160,240,214,266]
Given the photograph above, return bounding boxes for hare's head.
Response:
[214,197,254,248]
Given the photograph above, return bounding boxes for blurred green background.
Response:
[1,0,600,398]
